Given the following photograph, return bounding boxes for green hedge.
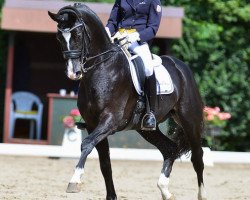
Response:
[165,0,250,151]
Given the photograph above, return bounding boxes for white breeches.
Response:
[128,42,153,77]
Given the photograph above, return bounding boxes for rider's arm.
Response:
[138,0,162,43]
[106,0,121,35]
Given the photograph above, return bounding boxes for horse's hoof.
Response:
[198,194,207,200]
[168,195,175,200]
[162,194,175,200]
[66,182,81,193]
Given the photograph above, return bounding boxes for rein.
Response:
[80,46,120,73]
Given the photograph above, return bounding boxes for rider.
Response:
[105,0,162,130]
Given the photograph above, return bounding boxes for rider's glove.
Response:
[127,32,140,43]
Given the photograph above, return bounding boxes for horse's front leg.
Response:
[66,113,116,194]
[96,138,117,200]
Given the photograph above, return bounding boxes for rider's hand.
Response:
[127,32,140,43]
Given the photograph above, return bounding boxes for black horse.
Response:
[49,3,207,200]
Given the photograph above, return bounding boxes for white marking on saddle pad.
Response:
[129,54,174,95]
[119,47,143,95]
[153,55,174,95]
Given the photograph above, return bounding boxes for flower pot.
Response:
[62,126,82,148]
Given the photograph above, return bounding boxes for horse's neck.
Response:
[90,32,112,55]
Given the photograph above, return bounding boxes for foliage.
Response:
[62,108,82,128]
[162,0,250,151]
[0,0,4,12]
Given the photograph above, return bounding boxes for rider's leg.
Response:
[128,42,156,130]
[142,73,157,130]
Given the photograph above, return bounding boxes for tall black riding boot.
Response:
[141,74,156,130]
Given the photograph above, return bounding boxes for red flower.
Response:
[203,106,231,128]
[206,114,214,121]
[63,116,75,128]
[62,108,82,128]
[204,106,220,115]
[218,112,231,120]
[70,108,81,116]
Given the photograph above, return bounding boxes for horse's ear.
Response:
[48,11,61,22]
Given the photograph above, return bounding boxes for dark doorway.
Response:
[12,32,77,140]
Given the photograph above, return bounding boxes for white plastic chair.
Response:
[9,91,43,140]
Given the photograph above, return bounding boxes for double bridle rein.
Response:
[57,5,119,74]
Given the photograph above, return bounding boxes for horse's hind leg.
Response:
[139,128,178,200]
[175,109,207,200]
[95,138,117,200]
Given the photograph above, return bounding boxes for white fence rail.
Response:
[0,143,250,166]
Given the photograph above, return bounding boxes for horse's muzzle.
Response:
[67,71,82,80]
[75,71,82,79]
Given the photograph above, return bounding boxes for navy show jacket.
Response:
[106,0,162,43]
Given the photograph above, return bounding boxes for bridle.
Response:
[57,5,119,74]
[57,6,90,67]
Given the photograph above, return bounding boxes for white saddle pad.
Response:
[129,54,174,95]
[154,65,174,94]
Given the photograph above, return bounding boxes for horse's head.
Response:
[48,4,90,80]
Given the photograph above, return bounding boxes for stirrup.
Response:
[141,112,156,131]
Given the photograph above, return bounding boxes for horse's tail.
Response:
[167,119,191,157]
[173,120,205,157]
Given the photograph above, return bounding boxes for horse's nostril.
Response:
[76,71,81,76]
[75,71,82,79]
